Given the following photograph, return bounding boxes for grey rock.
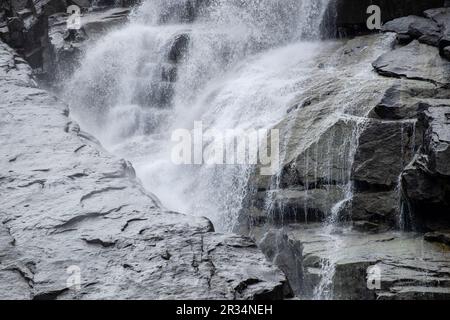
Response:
[424,7,450,54]
[370,80,449,120]
[373,41,450,86]
[423,106,450,176]
[382,16,424,34]
[444,46,450,60]
[258,230,301,295]
[396,33,414,45]
[425,231,450,246]
[44,7,130,81]
[352,119,415,189]
[247,187,344,226]
[273,224,450,300]
[382,15,441,46]
[401,104,450,228]
[373,40,450,86]
[351,191,399,228]
[0,41,289,300]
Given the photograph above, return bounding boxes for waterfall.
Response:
[313,115,368,300]
[64,0,332,231]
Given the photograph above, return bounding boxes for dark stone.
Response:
[424,231,450,246]
[167,33,189,64]
[424,7,450,55]
[372,40,450,87]
[351,191,399,228]
[401,105,450,230]
[258,230,300,296]
[444,46,450,60]
[396,33,413,45]
[331,0,446,37]
[382,15,441,46]
[352,120,414,190]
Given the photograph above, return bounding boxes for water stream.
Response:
[63,0,403,300]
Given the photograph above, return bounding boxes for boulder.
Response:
[444,46,450,60]
[382,15,441,46]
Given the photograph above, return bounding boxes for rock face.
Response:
[241,8,450,299]
[0,41,290,300]
[242,34,399,233]
[380,7,450,61]
[0,0,135,76]
[366,9,450,232]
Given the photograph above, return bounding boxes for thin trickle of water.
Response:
[396,119,417,231]
[313,115,368,300]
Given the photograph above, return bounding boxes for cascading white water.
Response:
[64,0,331,231]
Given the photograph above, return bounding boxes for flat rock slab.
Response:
[373,40,450,86]
[0,41,289,300]
[285,223,450,300]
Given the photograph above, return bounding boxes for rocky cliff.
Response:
[243,4,450,300]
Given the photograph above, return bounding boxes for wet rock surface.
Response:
[44,7,130,81]
[243,7,450,300]
[372,40,450,86]
[0,41,290,300]
[253,224,450,300]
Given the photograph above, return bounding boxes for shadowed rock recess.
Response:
[1,0,450,301]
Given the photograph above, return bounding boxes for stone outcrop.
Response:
[380,7,450,61]
[0,41,290,300]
